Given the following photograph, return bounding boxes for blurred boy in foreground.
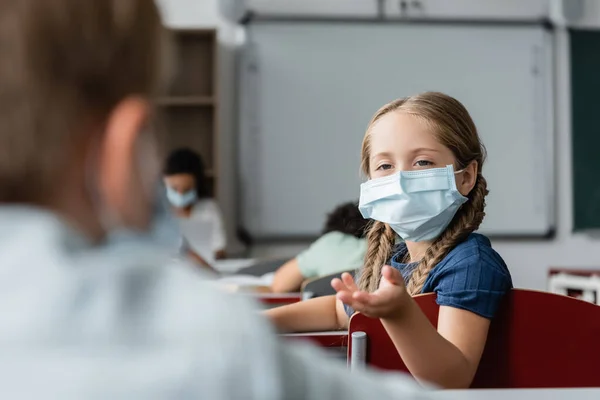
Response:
[0,0,430,398]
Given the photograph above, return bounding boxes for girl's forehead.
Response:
[369,112,443,155]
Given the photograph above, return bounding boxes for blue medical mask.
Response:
[166,186,197,208]
[359,165,468,242]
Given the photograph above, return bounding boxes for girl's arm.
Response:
[333,266,488,389]
[381,298,489,388]
[271,258,304,293]
[265,295,349,333]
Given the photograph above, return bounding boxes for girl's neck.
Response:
[173,204,194,218]
[404,240,433,263]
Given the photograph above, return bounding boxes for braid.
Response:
[406,174,489,295]
[357,221,396,292]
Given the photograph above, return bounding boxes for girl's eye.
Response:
[414,160,433,167]
[376,163,393,171]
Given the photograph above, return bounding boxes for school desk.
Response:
[548,268,600,304]
[549,268,600,277]
[283,330,348,348]
[213,258,257,275]
[284,331,348,361]
[256,292,302,308]
[432,388,600,400]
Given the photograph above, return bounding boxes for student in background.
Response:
[271,201,368,293]
[0,0,432,398]
[163,148,226,269]
[267,92,513,389]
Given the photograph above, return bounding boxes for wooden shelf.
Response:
[163,107,214,168]
[163,27,218,197]
[157,96,214,107]
[172,28,216,37]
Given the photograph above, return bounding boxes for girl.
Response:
[271,201,369,293]
[163,148,226,269]
[266,92,513,389]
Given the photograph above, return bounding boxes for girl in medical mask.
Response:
[163,148,226,269]
[267,92,512,389]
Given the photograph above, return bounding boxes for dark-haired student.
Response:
[163,148,226,269]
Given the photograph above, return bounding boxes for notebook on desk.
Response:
[213,259,257,275]
[217,272,275,293]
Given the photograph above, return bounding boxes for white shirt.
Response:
[179,199,226,264]
[0,207,430,399]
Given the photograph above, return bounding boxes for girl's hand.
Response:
[331,266,411,320]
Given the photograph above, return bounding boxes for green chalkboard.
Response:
[571,29,600,231]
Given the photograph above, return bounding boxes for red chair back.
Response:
[348,289,600,388]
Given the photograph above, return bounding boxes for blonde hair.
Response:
[0,0,167,203]
[357,92,488,294]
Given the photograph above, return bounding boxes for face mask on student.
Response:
[358,165,468,242]
[165,186,197,208]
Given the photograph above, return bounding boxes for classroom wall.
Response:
[495,3,600,291]
[491,25,600,291]
[158,0,600,290]
[569,0,600,28]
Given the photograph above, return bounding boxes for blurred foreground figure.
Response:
[0,0,430,398]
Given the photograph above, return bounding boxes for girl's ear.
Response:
[457,160,478,197]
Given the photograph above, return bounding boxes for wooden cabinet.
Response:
[159,28,218,192]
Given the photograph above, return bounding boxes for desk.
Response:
[213,259,256,275]
[549,268,600,277]
[283,331,348,361]
[433,388,600,400]
[255,292,302,308]
[283,331,348,347]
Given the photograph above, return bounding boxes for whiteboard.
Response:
[219,0,380,22]
[238,22,554,239]
[218,0,551,22]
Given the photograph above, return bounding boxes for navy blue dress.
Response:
[345,233,513,319]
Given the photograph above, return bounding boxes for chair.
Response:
[348,289,600,388]
[301,270,354,299]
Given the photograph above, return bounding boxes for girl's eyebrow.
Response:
[372,148,440,160]
[411,147,440,154]
[371,151,394,160]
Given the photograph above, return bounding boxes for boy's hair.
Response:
[0,0,166,203]
[322,201,368,239]
[163,148,211,198]
[357,92,488,295]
